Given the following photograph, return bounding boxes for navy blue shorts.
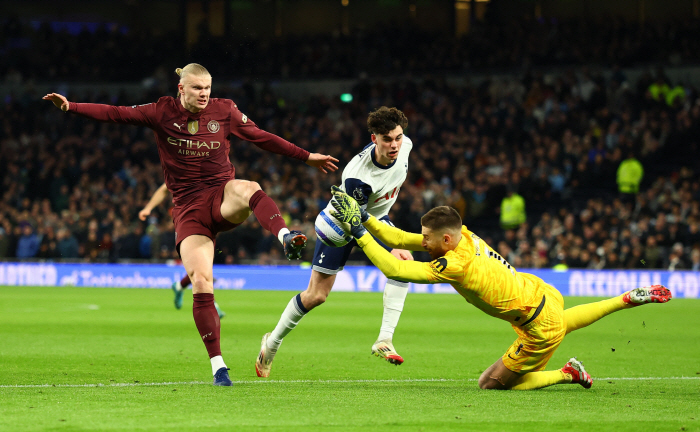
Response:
[312,216,393,275]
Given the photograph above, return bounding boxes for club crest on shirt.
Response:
[187,120,199,135]
[430,257,448,274]
[207,120,220,133]
[352,187,365,203]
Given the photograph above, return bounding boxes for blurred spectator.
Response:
[616,151,644,199]
[57,228,79,258]
[500,186,526,230]
[16,223,40,258]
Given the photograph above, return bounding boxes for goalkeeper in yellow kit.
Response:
[329,187,672,390]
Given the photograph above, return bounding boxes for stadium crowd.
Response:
[3,16,700,82]
[2,15,700,270]
[2,62,700,270]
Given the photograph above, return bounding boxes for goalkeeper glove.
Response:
[331,185,369,223]
[329,188,367,238]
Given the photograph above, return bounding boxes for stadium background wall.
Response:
[0,262,698,298]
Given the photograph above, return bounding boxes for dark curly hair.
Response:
[367,107,408,135]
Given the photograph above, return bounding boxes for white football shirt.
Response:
[341,136,413,220]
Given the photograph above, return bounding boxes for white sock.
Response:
[268,294,308,350]
[377,280,409,341]
[210,355,226,375]
[175,281,183,292]
[277,228,290,244]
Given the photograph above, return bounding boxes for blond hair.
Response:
[175,63,211,82]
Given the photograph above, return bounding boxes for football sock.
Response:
[268,293,308,350]
[249,190,287,239]
[564,294,627,334]
[179,275,191,290]
[377,279,409,341]
[210,355,227,376]
[510,370,568,390]
[277,228,290,244]
[192,293,222,358]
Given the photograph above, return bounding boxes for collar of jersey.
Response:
[176,96,208,118]
[371,147,397,170]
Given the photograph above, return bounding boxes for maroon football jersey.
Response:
[69,97,309,206]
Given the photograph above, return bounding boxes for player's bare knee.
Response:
[478,378,503,390]
[190,271,213,293]
[245,181,262,201]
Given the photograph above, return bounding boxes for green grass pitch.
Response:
[1,286,699,432]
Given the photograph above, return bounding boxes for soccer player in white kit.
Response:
[256,107,414,377]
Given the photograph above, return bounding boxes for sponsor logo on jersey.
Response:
[431,257,448,273]
[374,186,399,203]
[187,120,199,135]
[207,120,220,133]
[174,122,184,131]
[167,137,221,150]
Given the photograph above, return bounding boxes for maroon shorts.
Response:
[172,182,241,254]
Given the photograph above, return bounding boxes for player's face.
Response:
[178,74,212,113]
[371,126,403,166]
[421,226,449,260]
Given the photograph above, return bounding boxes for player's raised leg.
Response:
[220,179,306,260]
[256,270,335,377]
[565,285,671,334]
[180,235,231,386]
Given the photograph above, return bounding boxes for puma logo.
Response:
[174,123,184,131]
[202,332,212,339]
[270,214,281,220]
[319,253,325,263]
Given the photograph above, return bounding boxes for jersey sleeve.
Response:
[228,101,310,161]
[344,178,373,207]
[68,102,158,127]
[356,233,459,284]
[363,215,424,251]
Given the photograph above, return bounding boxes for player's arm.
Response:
[332,185,424,251]
[139,183,169,221]
[42,93,156,127]
[356,233,446,284]
[228,102,338,173]
[363,215,425,251]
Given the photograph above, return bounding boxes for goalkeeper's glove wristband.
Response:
[350,223,368,239]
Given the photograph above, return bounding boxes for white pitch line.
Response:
[0,376,698,389]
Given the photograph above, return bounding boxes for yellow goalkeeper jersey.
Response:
[358,218,548,326]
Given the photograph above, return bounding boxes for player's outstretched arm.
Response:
[43,93,70,112]
[305,153,339,174]
[43,93,156,126]
[330,186,424,251]
[355,233,436,284]
[139,183,169,221]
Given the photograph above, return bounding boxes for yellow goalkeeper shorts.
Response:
[502,284,566,374]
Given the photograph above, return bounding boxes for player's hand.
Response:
[306,153,339,174]
[42,93,70,112]
[391,249,413,261]
[330,192,367,238]
[331,185,369,223]
[138,208,151,221]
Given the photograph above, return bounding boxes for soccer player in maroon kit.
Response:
[43,63,338,386]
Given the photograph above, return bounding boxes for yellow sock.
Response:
[564,294,628,334]
[510,370,569,390]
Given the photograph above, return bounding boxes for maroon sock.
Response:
[192,293,221,358]
[249,190,287,236]
[180,274,191,289]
